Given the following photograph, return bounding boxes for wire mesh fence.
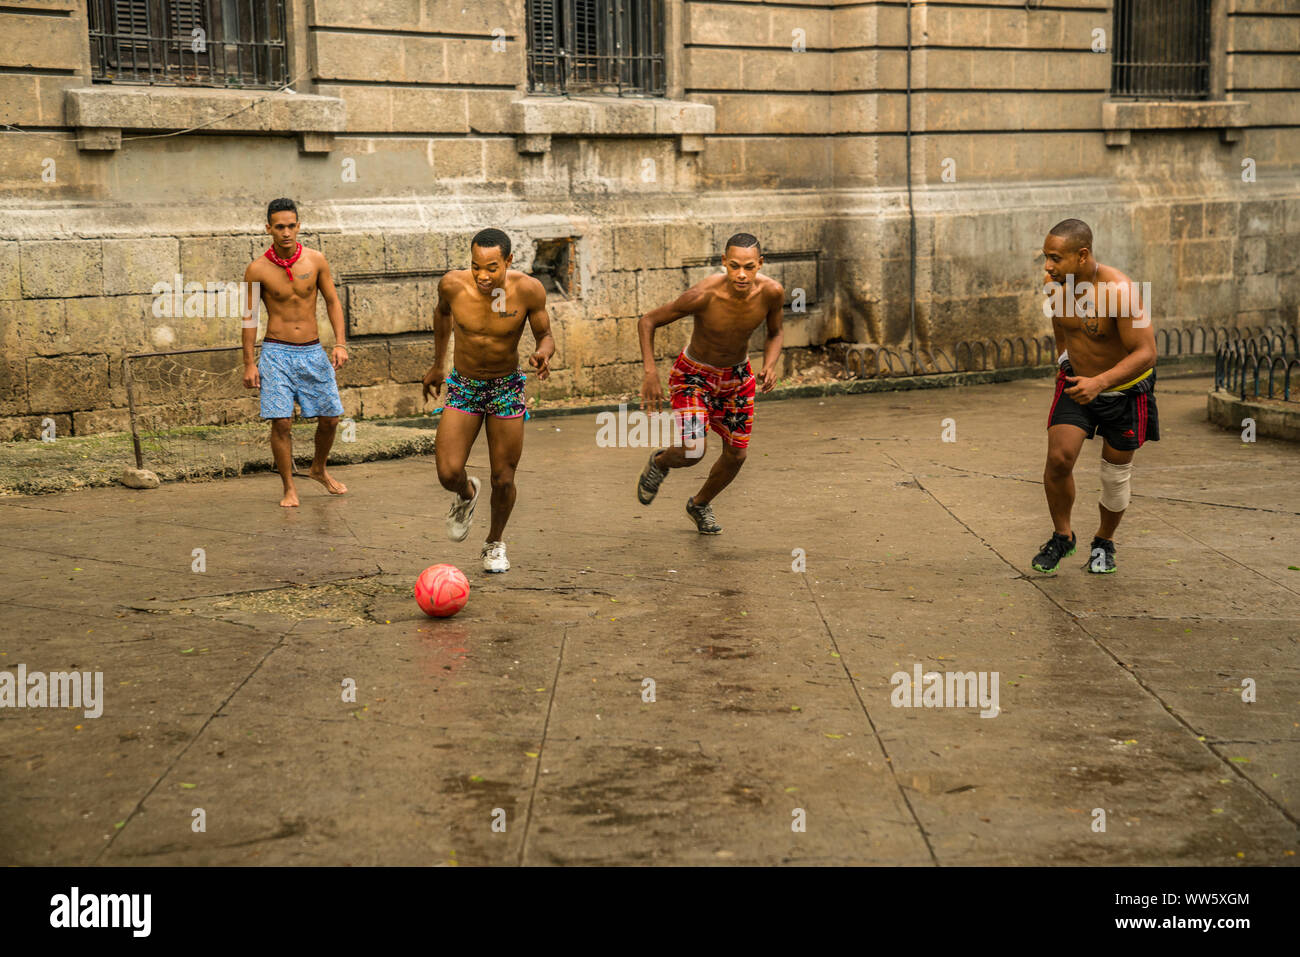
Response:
[123,345,267,480]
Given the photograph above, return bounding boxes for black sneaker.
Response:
[1085,536,1117,574]
[637,449,669,505]
[686,496,722,535]
[1031,531,1076,573]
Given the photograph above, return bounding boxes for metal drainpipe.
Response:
[905,0,917,366]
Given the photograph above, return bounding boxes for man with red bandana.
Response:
[241,197,349,508]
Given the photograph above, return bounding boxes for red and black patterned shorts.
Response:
[668,349,756,449]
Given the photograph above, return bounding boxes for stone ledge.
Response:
[1207,390,1300,442]
[1102,100,1250,147]
[511,96,715,153]
[64,86,346,152]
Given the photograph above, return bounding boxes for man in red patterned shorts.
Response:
[634,233,785,534]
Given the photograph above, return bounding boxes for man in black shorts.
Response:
[1034,219,1158,574]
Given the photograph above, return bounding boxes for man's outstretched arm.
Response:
[525,278,555,379]
[637,285,707,410]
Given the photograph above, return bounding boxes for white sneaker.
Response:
[446,476,480,542]
[481,540,510,573]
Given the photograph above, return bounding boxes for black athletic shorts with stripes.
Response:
[1048,361,1160,451]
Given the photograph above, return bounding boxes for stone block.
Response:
[1,298,63,355]
[0,13,83,71]
[0,414,71,442]
[20,240,102,298]
[359,381,422,418]
[1235,237,1268,276]
[180,237,258,286]
[636,269,689,316]
[482,139,519,184]
[1178,240,1233,279]
[665,223,714,265]
[0,355,27,414]
[1202,201,1237,240]
[591,271,639,318]
[534,367,574,402]
[62,296,137,354]
[73,408,132,436]
[320,233,386,280]
[348,280,435,335]
[316,85,393,131]
[337,387,364,419]
[314,32,400,83]
[563,316,635,370]
[1238,273,1279,312]
[335,341,390,387]
[102,238,181,296]
[0,242,20,300]
[590,362,641,397]
[1238,200,1285,238]
[385,232,449,273]
[443,38,522,86]
[613,224,667,270]
[1170,204,1203,241]
[390,88,469,133]
[389,338,441,382]
[26,354,110,413]
[312,0,421,29]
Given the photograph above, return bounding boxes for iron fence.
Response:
[89,0,288,89]
[1215,331,1300,402]
[528,0,666,95]
[844,322,1254,379]
[1111,0,1212,99]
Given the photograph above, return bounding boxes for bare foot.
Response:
[280,487,300,508]
[308,467,347,495]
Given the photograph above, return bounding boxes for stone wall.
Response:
[0,0,1298,438]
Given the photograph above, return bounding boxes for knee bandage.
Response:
[1099,459,1133,512]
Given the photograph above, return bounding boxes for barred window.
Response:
[1111,0,1212,99]
[528,0,666,96]
[89,0,288,89]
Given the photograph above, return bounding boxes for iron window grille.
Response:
[1111,0,1212,99]
[528,0,666,96]
[89,0,288,89]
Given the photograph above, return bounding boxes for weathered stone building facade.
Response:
[0,0,1297,438]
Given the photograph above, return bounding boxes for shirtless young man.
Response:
[635,233,784,534]
[420,228,555,573]
[241,198,349,508]
[1033,218,1159,574]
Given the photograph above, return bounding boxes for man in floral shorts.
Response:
[421,228,555,573]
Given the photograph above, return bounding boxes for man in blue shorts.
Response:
[421,228,555,573]
[241,198,349,507]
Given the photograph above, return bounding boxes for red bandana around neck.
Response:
[265,242,303,280]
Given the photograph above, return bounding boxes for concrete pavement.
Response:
[1,374,1296,865]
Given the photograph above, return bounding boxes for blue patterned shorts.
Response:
[444,368,526,419]
[258,340,344,419]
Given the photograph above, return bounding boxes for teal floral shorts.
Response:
[445,368,527,418]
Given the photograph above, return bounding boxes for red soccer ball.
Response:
[414,564,470,618]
